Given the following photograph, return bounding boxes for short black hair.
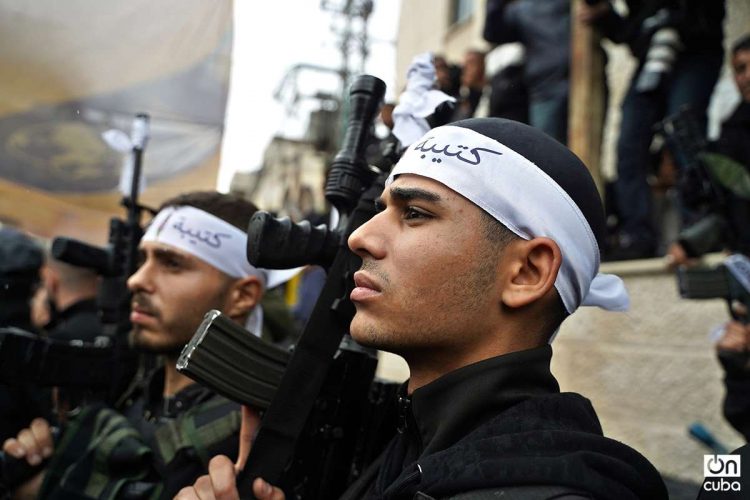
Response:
[158,191,259,232]
[732,34,750,56]
[478,210,519,248]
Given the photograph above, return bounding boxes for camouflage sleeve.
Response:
[39,404,160,500]
[151,396,241,499]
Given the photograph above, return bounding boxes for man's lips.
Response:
[351,271,382,302]
[130,304,157,324]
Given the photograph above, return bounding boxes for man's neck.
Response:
[162,357,195,396]
[55,291,94,313]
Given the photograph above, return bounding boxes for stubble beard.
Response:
[351,244,497,355]
[130,326,187,358]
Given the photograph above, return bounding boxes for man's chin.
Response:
[130,329,183,357]
[350,320,394,351]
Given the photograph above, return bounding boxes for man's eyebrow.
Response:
[388,186,442,203]
[152,247,189,263]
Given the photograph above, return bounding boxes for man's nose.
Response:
[348,214,386,260]
[127,260,152,293]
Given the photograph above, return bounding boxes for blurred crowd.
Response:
[381,0,747,266]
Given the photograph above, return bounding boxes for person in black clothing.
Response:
[0,228,48,444]
[667,35,750,444]
[2,192,276,499]
[483,0,575,144]
[0,227,43,332]
[38,254,101,343]
[582,0,726,259]
[180,118,667,500]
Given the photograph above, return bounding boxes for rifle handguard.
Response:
[176,310,290,409]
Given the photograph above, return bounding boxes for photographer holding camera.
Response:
[581,0,726,260]
[178,118,667,500]
[667,35,750,443]
[1,191,284,499]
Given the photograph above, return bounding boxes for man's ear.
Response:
[224,276,263,321]
[500,237,561,309]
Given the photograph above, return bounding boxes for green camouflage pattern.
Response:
[39,403,160,499]
[39,395,240,499]
[700,152,750,200]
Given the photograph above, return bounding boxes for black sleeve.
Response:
[590,1,628,43]
[482,0,520,45]
[718,350,750,443]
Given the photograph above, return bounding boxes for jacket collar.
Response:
[406,344,560,458]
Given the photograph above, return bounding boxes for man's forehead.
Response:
[139,240,193,260]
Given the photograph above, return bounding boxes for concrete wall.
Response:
[553,258,743,485]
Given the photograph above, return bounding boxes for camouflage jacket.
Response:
[39,368,241,499]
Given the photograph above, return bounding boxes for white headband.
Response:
[142,206,300,336]
[387,125,629,315]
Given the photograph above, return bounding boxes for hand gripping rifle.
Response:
[0,114,151,491]
[177,75,398,499]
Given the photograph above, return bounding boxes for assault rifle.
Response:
[0,114,152,492]
[677,254,750,324]
[178,75,400,499]
[0,114,151,401]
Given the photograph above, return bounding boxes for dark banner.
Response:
[0,0,233,242]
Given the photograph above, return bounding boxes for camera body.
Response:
[635,8,683,93]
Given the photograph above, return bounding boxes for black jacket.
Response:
[595,0,725,57]
[47,298,102,342]
[342,345,667,499]
[483,0,570,100]
[484,0,570,99]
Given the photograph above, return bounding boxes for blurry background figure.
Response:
[483,0,575,144]
[433,54,462,98]
[0,228,43,331]
[379,102,396,130]
[30,286,51,331]
[451,49,488,121]
[583,0,726,260]
[484,43,529,123]
[38,252,102,343]
[0,227,50,442]
[36,252,105,413]
[665,34,750,442]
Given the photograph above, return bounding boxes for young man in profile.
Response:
[2,191,287,499]
[179,119,667,500]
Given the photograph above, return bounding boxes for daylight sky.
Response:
[218,0,401,190]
